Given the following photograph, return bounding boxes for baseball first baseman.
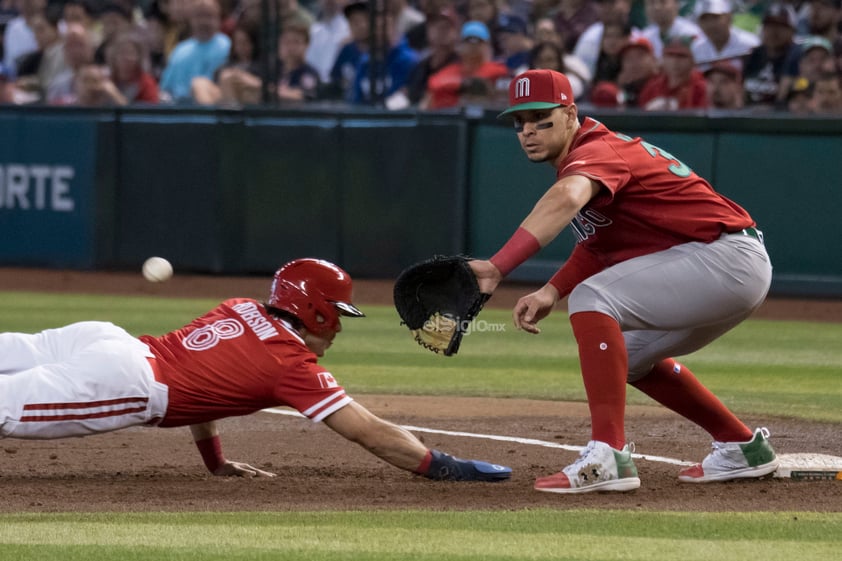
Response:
[0,259,511,483]
[469,69,778,494]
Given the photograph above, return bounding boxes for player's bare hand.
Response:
[213,460,276,478]
[468,259,503,295]
[513,284,559,334]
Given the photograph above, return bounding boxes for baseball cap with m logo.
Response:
[498,69,575,118]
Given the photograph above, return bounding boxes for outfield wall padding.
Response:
[0,106,839,296]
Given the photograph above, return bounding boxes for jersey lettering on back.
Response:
[231,301,279,341]
[140,298,348,427]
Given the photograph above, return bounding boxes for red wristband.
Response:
[414,450,433,475]
[489,227,541,277]
[196,435,224,473]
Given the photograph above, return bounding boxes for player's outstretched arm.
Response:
[189,421,276,478]
[323,401,511,482]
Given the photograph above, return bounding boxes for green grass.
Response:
[3,291,842,422]
[1,511,840,561]
[2,290,841,561]
[322,307,842,422]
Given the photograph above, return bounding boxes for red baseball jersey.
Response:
[637,70,708,110]
[550,117,754,297]
[426,61,510,109]
[139,298,351,427]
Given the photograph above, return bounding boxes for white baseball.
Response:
[142,257,173,283]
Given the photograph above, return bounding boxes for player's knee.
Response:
[626,351,658,382]
[626,365,652,383]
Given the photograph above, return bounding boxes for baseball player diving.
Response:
[0,258,511,483]
[469,69,778,494]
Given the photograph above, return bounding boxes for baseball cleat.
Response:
[678,427,779,483]
[534,440,640,494]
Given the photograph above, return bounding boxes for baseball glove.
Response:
[393,255,491,356]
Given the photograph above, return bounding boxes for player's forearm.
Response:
[324,402,426,471]
[189,421,219,441]
[324,403,511,482]
[366,424,513,482]
[190,422,225,473]
[520,180,592,246]
[359,421,428,472]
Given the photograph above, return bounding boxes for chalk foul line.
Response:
[261,407,695,467]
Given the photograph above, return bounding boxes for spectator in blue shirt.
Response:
[277,20,321,102]
[496,12,531,73]
[351,8,419,104]
[160,0,230,103]
[327,0,370,101]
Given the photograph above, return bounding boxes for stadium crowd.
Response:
[1,0,841,113]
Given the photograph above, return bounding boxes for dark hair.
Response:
[100,1,133,20]
[282,19,311,42]
[603,20,632,37]
[64,0,96,16]
[263,304,303,331]
[343,0,369,18]
[230,21,261,63]
[145,0,169,23]
[529,41,567,73]
[43,3,64,27]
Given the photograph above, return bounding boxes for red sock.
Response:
[570,311,627,450]
[630,358,753,442]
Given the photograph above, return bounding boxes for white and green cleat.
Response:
[534,440,640,494]
[679,427,779,483]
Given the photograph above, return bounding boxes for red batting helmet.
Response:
[267,258,364,336]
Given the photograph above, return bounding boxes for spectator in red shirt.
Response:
[590,36,659,108]
[703,60,743,109]
[106,29,160,104]
[422,20,510,109]
[639,35,708,110]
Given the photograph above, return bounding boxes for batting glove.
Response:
[421,449,512,482]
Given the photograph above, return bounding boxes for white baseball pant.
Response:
[0,321,168,439]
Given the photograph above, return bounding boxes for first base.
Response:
[774,453,842,480]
